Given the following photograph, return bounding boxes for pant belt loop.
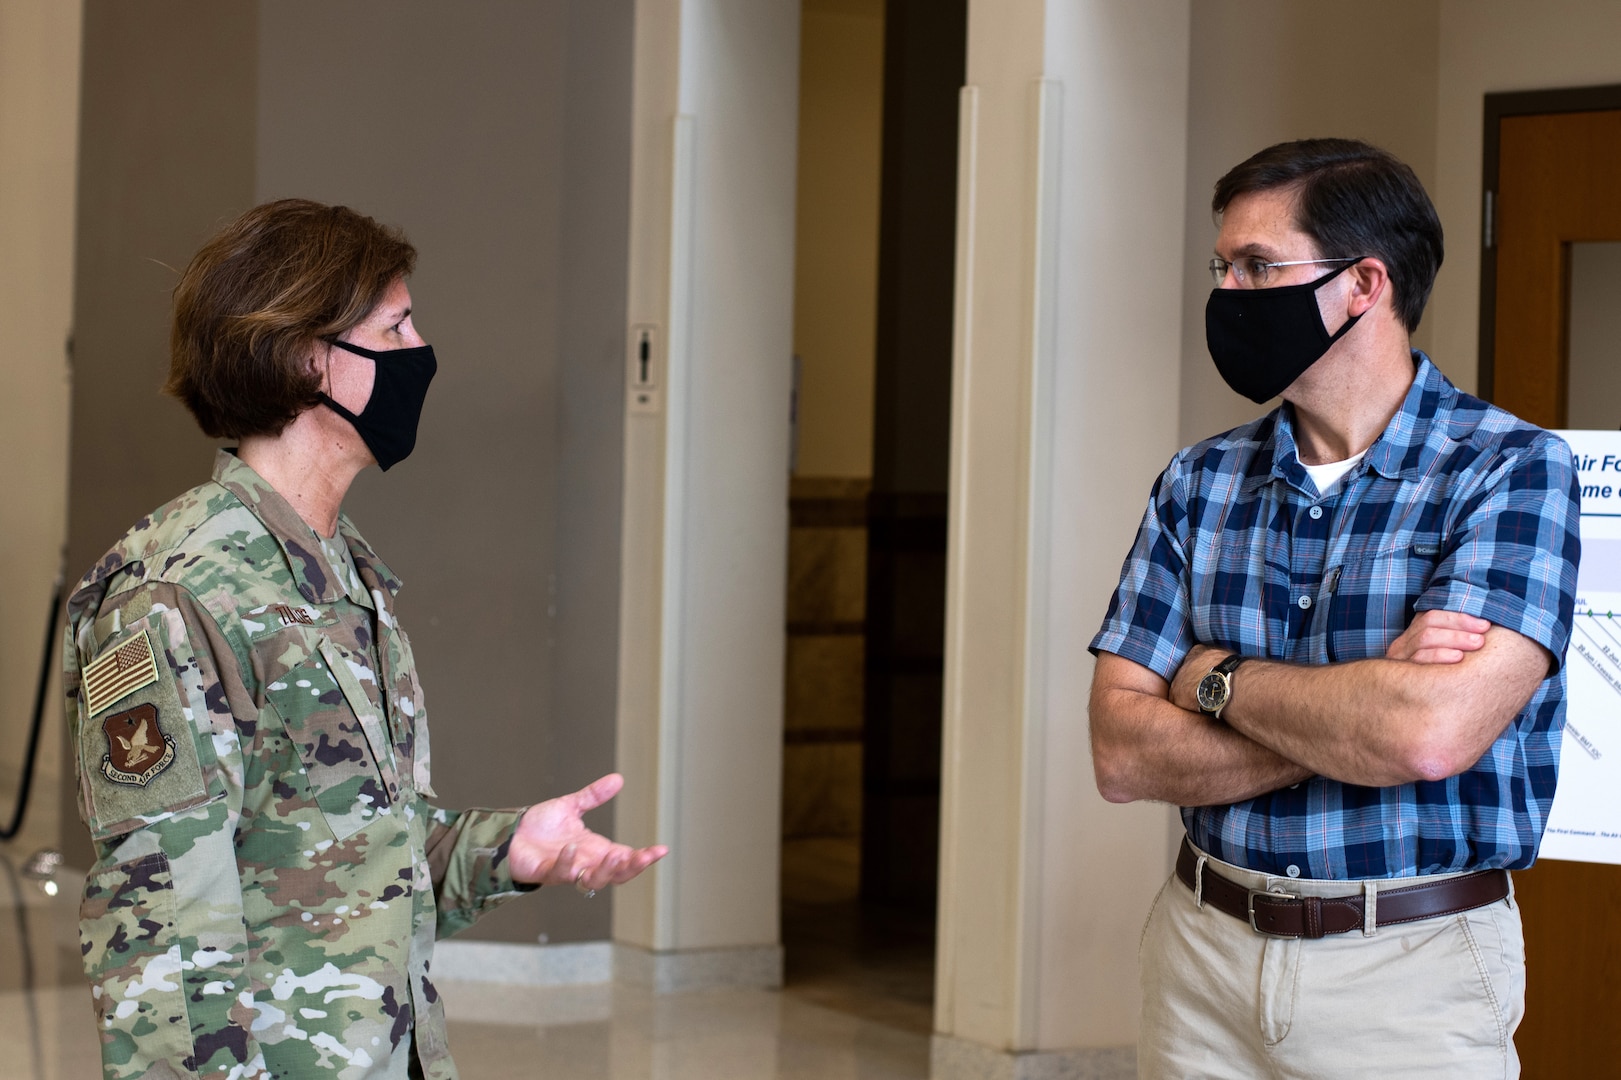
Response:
[1194,855,1208,910]
[1362,879,1377,937]
[1505,871,1516,911]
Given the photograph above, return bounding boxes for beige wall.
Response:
[1178,0,1440,449]
[791,0,884,479]
[66,1,256,583]
[0,0,81,848]
[1430,0,1621,396]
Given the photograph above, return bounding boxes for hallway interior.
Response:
[781,836,936,1037]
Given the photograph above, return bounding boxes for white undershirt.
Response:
[1300,448,1368,498]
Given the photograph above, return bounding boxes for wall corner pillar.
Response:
[610,0,802,989]
[934,0,1192,1069]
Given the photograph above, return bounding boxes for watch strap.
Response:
[1212,654,1246,719]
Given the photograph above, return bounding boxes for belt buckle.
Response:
[1247,887,1298,938]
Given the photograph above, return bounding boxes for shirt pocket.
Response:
[80,852,197,1067]
[262,636,399,840]
[1326,536,1445,662]
[1190,534,1276,652]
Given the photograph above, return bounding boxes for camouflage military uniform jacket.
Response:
[65,451,533,1080]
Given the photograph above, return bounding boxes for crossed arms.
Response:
[1090,609,1554,806]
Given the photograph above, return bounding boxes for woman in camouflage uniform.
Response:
[65,200,665,1080]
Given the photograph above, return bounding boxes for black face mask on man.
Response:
[1204,257,1365,403]
[317,338,438,471]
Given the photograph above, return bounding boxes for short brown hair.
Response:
[166,199,417,438]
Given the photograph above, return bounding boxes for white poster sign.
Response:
[1539,430,1621,864]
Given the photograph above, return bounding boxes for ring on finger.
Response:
[574,869,596,899]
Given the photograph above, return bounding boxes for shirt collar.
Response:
[212,450,401,605]
[1362,352,1456,482]
[1263,352,1453,491]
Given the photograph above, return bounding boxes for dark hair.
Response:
[166,198,417,438]
[1212,139,1443,333]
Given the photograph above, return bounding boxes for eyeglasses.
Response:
[1207,256,1362,288]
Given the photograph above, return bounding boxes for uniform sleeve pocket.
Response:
[76,613,222,842]
[262,638,397,841]
[392,626,435,797]
[80,852,197,1070]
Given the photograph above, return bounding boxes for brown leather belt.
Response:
[1175,840,1510,939]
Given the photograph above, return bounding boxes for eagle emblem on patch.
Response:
[101,703,176,786]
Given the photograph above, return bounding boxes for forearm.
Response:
[1090,680,1312,806]
[1209,627,1547,786]
[1218,657,1436,785]
[421,802,536,938]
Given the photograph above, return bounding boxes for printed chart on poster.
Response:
[1540,430,1621,864]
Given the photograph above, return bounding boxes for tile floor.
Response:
[779,837,935,1037]
[0,836,936,1079]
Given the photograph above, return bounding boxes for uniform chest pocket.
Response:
[387,626,434,797]
[262,637,400,840]
[1326,537,1445,662]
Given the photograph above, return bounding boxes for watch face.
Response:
[1196,672,1227,713]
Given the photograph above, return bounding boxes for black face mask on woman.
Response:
[1204,258,1364,403]
[317,338,438,471]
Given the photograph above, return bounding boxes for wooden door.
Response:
[1489,103,1621,1077]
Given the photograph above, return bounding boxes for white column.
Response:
[932,2,1191,1075]
[612,0,801,991]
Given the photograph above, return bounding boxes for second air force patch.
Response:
[101,703,177,787]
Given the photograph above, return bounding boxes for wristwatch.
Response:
[1195,654,1248,720]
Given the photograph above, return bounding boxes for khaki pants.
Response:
[1138,845,1525,1080]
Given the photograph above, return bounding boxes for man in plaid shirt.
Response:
[1090,139,1580,1078]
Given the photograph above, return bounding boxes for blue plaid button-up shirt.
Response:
[1091,355,1582,879]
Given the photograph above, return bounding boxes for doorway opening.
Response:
[779,0,965,1033]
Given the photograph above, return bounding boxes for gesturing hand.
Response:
[1386,610,1491,665]
[507,773,668,891]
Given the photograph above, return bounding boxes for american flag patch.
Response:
[84,629,161,717]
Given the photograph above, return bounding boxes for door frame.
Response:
[1477,83,1621,401]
